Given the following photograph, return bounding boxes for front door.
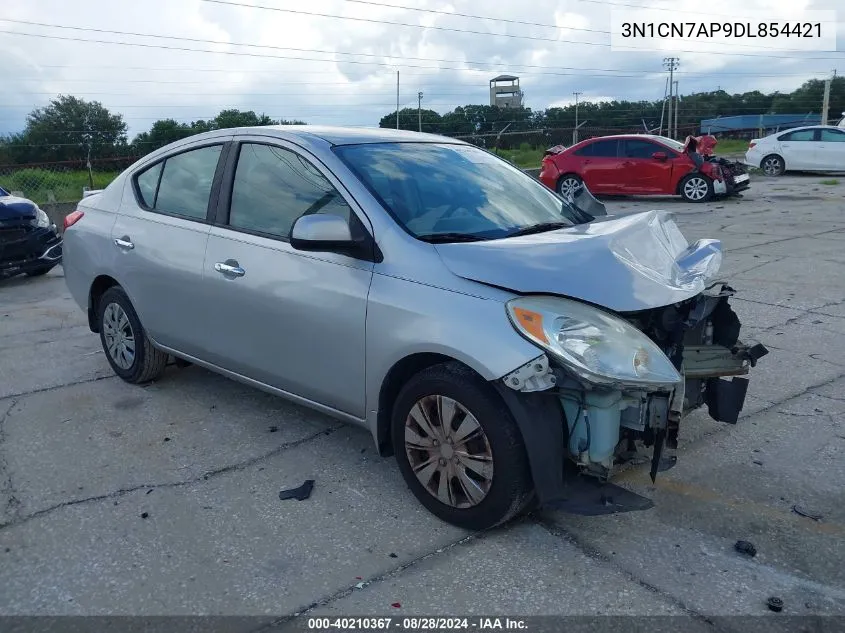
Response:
[618,139,675,194]
[199,139,374,419]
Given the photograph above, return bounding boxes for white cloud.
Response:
[0,0,841,138]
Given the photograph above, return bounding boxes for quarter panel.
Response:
[62,205,120,313]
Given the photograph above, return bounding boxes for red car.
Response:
[539,134,750,203]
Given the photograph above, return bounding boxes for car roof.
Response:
[179,125,464,148]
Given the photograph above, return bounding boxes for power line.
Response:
[196,0,845,57]
[8,62,832,78]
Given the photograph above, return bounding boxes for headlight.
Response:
[506,295,682,388]
[32,207,51,228]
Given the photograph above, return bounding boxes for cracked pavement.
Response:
[0,175,844,620]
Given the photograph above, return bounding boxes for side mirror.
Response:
[652,151,668,161]
[290,214,353,251]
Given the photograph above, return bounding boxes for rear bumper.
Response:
[0,227,63,277]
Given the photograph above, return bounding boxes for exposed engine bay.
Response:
[503,283,769,485]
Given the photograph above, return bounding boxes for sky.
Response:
[0,0,843,138]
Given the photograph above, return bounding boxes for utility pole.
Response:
[396,71,399,130]
[663,57,679,139]
[673,80,679,139]
[573,91,582,145]
[821,73,832,126]
[418,91,423,132]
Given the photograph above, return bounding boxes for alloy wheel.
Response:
[762,156,783,176]
[403,395,494,509]
[558,177,580,200]
[683,176,709,201]
[102,302,136,370]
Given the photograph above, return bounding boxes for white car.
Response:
[745,124,845,176]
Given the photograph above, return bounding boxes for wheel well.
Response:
[88,275,120,332]
[375,353,479,457]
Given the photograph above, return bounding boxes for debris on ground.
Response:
[140,512,149,519]
[268,426,279,433]
[278,480,315,501]
[389,553,398,558]
[734,540,757,557]
[355,582,365,589]
[767,596,784,612]
[391,602,401,609]
[791,505,823,521]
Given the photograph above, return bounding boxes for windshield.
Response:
[334,142,583,241]
[653,136,685,151]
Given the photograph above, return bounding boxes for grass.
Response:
[819,179,840,185]
[0,169,120,205]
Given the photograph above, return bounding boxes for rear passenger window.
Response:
[135,162,162,208]
[228,143,351,239]
[154,145,223,219]
[780,129,816,142]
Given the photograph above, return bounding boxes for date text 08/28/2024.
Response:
[306,617,528,630]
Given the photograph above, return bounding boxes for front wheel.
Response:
[680,173,713,202]
[97,286,168,384]
[391,362,534,531]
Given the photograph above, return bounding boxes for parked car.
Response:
[744,125,845,176]
[539,133,750,202]
[0,185,63,279]
[62,126,767,530]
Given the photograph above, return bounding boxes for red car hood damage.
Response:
[684,134,718,156]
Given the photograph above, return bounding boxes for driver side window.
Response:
[228,143,351,239]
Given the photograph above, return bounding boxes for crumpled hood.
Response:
[435,210,723,313]
[0,194,37,221]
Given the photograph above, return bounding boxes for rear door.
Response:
[778,128,818,170]
[110,139,232,357]
[573,139,621,193]
[199,137,374,418]
[817,128,845,170]
[619,138,675,193]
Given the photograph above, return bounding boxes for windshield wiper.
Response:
[416,232,489,243]
[504,221,571,238]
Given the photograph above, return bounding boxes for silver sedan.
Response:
[63,126,767,530]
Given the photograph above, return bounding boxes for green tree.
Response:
[3,95,127,164]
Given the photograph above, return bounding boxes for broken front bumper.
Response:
[0,225,63,278]
[493,283,768,516]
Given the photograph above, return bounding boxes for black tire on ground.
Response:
[25,265,55,277]
[760,154,785,177]
[556,174,583,199]
[391,362,534,531]
[679,173,714,203]
[97,286,168,384]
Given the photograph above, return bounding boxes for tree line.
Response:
[1,78,842,165]
[379,78,844,141]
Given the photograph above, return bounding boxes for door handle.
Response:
[114,236,134,250]
[214,261,245,277]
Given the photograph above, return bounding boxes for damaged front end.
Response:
[498,278,767,515]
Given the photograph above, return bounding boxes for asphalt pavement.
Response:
[1,175,844,624]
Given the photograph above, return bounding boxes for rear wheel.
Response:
[391,362,534,531]
[761,154,785,177]
[680,174,713,202]
[97,286,168,384]
[556,174,582,199]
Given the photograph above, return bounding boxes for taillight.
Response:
[748,142,756,149]
[63,210,84,230]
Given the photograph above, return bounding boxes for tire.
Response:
[25,265,55,277]
[97,286,168,384]
[391,362,534,531]
[679,173,713,203]
[760,154,785,177]
[556,174,582,199]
